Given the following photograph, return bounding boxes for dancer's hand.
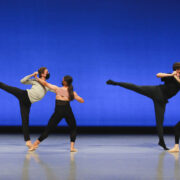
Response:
[34,74,38,80]
[29,72,38,78]
[174,74,180,79]
[33,71,38,77]
[173,70,180,77]
[172,71,177,76]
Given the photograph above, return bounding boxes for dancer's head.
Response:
[38,67,50,79]
[62,75,74,101]
[173,62,180,76]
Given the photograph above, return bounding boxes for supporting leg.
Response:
[153,100,168,150]
[19,101,31,142]
[65,108,77,152]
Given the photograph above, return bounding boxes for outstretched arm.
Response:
[74,91,84,103]
[20,72,38,84]
[156,71,176,78]
[35,75,58,92]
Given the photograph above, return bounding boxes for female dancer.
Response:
[0,67,51,149]
[30,75,84,152]
[106,62,180,150]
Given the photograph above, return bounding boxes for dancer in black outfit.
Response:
[0,67,51,149]
[168,66,180,153]
[168,122,180,152]
[30,75,84,152]
[106,62,180,150]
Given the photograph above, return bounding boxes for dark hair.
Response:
[38,67,47,78]
[64,75,74,101]
[173,62,180,71]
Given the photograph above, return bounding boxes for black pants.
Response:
[174,122,180,144]
[114,82,167,142]
[0,82,31,141]
[38,100,77,142]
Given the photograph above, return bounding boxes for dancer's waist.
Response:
[55,100,70,106]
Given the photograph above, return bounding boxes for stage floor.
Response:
[0,134,179,180]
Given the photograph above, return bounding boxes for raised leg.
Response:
[106,80,156,99]
[0,82,24,99]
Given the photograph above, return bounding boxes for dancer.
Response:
[168,122,180,153]
[106,62,180,150]
[30,75,84,152]
[0,67,52,149]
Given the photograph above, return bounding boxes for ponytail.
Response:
[63,75,74,101]
[68,84,74,101]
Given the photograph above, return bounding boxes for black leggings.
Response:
[174,122,180,144]
[38,100,77,142]
[113,82,167,142]
[0,82,31,141]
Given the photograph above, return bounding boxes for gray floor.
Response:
[0,134,179,180]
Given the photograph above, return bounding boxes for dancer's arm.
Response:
[74,91,84,103]
[35,75,58,92]
[156,72,176,78]
[20,72,38,84]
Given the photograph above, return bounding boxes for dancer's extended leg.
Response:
[106,80,156,99]
[0,82,23,98]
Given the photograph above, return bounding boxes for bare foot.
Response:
[26,140,33,149]
[70,148,78,152]
[28,145,38,152]
[70,142,77,152]
[168,145,179,153]
[28,140,40,151]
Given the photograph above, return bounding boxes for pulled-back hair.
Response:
[38,67,47,78]
[64,75,74,101]
[173,62,180,71]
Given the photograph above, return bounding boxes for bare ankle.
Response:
[34,140,40,146]
[70,142,75,148]
[175,144,179,149]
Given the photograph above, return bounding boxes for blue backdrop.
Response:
[0,0,180,126]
